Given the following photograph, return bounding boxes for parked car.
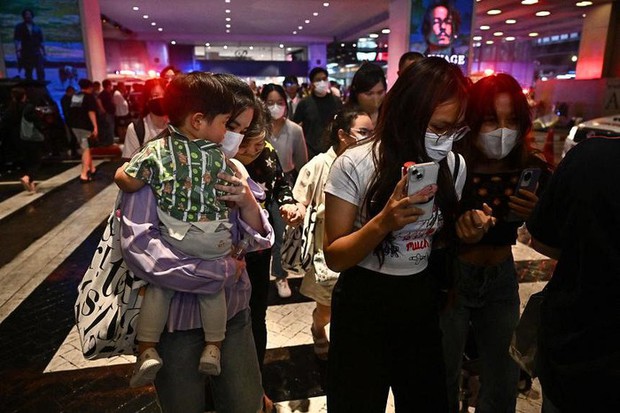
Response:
[562,114,620,158]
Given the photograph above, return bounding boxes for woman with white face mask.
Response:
[442,73,552,413]
[260,83,309,299]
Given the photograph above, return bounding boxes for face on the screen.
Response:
[428,6,453,47]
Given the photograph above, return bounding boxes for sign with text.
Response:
[409,0,473,72]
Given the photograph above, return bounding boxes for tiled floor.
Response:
[0,155,556,412]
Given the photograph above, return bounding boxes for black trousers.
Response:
[246,248,271,370]
[327,266,448,412]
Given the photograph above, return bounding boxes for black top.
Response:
[14,22,44,61]
[528,138,620,369]
[98,89,115,115]
[460,155,550,246]
[292,93,342,158]
[243,141,295,207]
[67,92,97,131]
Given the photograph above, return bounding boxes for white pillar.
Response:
[386,0,411,87]
[79,0,106,81]
[307,43,328,76]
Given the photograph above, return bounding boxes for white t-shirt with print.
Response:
[324,142,466,276]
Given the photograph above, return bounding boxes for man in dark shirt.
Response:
[67,78,98,182]
[528,137,620,412]
[97,79,116,146]
[13,9,45,81]
[292,67,342,159]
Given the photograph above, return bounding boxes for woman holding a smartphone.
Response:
[323,57,468,412]
[442,73,551,413]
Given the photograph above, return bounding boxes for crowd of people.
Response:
[5,52,612,412]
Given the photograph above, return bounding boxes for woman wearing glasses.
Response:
[285,107,373,361]
[346,62,387,127]
[323,57,468,411]
[442,73,551,413]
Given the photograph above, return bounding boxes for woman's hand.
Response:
[508,189,538,221]
[215,159,256,210]
[377,174,428,232]
[456,203,496,244]
[280,203,305,227]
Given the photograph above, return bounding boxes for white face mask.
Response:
[220,130,245,157]
[268,103,285,120]
[424,131,455,162]
[313,80,330,97]
[477,128,519,160]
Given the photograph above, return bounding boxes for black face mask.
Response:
[147,98,166,116]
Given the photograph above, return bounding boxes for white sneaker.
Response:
[275,278,292,298]
[199,344,221,376]
[129,348,163,388]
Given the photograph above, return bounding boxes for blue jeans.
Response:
[440,257,520,413]
[267,201,286,279]
[154,309,263,413]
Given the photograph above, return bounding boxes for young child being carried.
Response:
[114,72,246,388]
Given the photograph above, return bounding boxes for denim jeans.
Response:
[440,257,520,413]
[155,309,263,413]
[267,200,286,279]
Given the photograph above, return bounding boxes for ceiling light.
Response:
[340,43,345,47]
[226,29,230,33]
[535,11,551,17]
[225,9,231,13]
[132,6,139,11]
[506,19,517,24]
[323,2,330,6]
[225,0,230,2]
[369,33,379,38]
[142,15,149,19]
[571,55,578,62]
[487,9,502,15]
[279,44,284,48]
[293,31,297,34]
[305,19,310,24]
[158,27,163,31]
[576,1,592,5]
[205,43,210,47]
[249,46,254,50]
[171,40,176,45]
[583,13,587,17]
[529,32,539,37]
[382,28,391,34]
[480,25,490,30]
[486,40,494,45]
[521,0,538,4]
[505,36,515,41]
[223,45,228,49]
[313,12,319,16]
[226,17,231,21]
[298,25,303,30]
[151,22,156,26]
[473,35,482,41]
[226,24,231,28]
[493,32,503,36]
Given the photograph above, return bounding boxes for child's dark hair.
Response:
[164,72,234,127]
[324,107,370,150]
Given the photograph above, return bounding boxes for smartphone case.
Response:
[406,162,439,221]
[506,168,542,222]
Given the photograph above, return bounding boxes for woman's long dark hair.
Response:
[347,62,387,106]
[364,56,469,264]
[455,73,534,169]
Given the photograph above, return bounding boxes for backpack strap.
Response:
[133,117,146,147]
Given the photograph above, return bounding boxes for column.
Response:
[575,2,616,79]
[79,0,106,81]
[307,43,327,74]
[386,0,412,86]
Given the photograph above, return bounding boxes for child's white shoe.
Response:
[129,348,163,387]
[199,344,221,376]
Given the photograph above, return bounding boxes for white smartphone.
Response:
[406,162,440,221]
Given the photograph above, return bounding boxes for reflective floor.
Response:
[0,129,565,412]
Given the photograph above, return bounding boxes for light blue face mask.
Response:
[220,130,244,157]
